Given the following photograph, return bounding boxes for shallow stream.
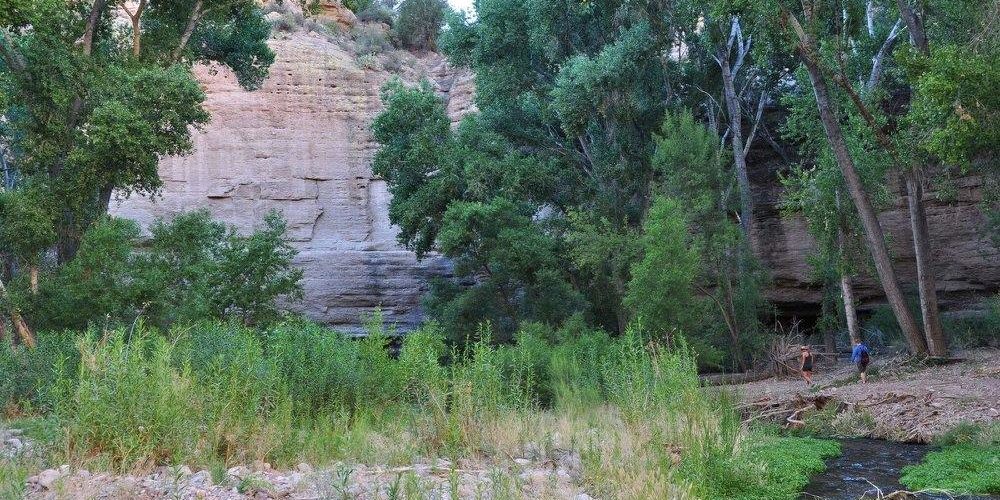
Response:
[801,439,997,500]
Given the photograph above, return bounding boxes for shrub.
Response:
[357,6,395,26]
[381,50,406,72]
[353,25,392,55]
[25,210,302,331]
[273,12,305,33]
[357,53,381,70]
[0,331,79,412]
[53,331,200,470]
[395,0,445,51]
[343,0,374,13]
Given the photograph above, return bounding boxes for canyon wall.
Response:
[113,30,473,332]
[113,27,998,331]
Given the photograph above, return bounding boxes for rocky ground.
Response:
[2,428,591,499]
[730,348,1000,441]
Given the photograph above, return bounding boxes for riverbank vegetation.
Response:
[2,319,838,498]
[901,423,1000,495]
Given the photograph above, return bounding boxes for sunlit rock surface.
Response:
[113,32,473,332]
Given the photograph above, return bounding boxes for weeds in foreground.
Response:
[2,319,838,498]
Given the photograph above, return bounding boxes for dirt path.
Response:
[728,349,1000,442]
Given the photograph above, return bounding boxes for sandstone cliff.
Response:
[113,26,474,332]
[113,22,997,331]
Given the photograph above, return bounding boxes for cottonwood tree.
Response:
[729,0,930,354]
[0,0,273,262]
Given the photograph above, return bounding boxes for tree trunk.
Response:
[29,265,38,294]
[719,51,753,239]
[905,168,947,356]
[840,274,861,345]
[798,50,928,355]
[895,0,947,357]
[0,276,35,348]
[821,292,837,354]
[895,0,930,54]
[172,0,204,62]
[721,276,748,371]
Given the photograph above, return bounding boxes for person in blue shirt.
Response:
[851,340,871,384]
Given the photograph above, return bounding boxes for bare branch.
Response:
[743,90,768,157]
[172,0,204,62]
[866,19,903,92]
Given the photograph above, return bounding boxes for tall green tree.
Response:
[0,0,273,262]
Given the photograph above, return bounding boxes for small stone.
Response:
[58,464,70,474]
[988,407,999,417]
[296,462,313,473]
[35,469,61,490]
[6,438,22,450]
[177,465,193,476]
[513,458,531,466]
[576,494,594,500]
[190,471,213,487]
[227,465,250,479]
[77,469,91,478]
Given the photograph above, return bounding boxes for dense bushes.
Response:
[395,0,446,51]
[18,210,302,331]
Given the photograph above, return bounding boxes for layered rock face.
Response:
[114,26,996,331]
[753,164,1000,318]
[113,32,472,332]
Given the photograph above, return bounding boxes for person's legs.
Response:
[859,362,869,384]
[803,370,813,386]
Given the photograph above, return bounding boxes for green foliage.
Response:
[374,81,582,339]
[343,0,375,14]
[357,6,395,26]
[701,434,840,500]
[0,331,79,411]
[0,0,273,257]
[0,184,56,265]
[395,0,446,51]
[901,424,1000,495]
[625,197,701,337]
[652,111,765,368]
[23,210,302,330]
[900,45,1000,168]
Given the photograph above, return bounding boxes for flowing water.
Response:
[801,439,997,500]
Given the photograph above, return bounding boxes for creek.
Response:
[801,439,997,500]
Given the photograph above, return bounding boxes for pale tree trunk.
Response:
[835,192,862,345]
[719,50,753,239]
[840,274,862,345]
[721,276,748,371]
[717,18,754,240]
[785,14,928,354]
[29,265,38,294]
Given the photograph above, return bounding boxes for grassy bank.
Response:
[900,423,1000,495]
[2,319,836,498]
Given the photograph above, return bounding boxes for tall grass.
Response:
[3,318,835,497]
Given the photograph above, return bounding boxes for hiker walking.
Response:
[799,345,815,386]
[852,340,871,384]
